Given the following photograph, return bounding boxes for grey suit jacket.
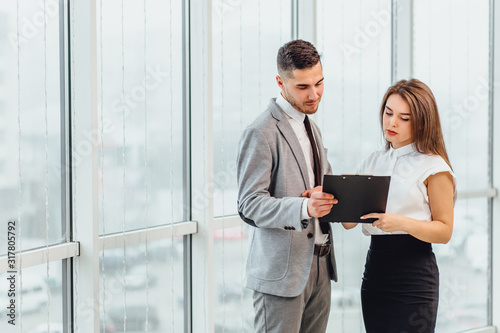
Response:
[237,98,338,298]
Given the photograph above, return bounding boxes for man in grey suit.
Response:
[237,40,338,333]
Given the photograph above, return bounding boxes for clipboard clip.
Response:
[341,174,373,180]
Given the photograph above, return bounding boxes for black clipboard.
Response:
[319,175,391,223]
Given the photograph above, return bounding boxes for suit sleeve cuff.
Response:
[301,198,311,229]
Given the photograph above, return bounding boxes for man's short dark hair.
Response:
[277,39,321,80]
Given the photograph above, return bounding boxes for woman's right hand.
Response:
[342,222,358,229]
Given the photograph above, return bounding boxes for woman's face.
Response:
[383,94,413,149]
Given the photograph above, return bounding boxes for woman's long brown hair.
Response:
[379,79,453,169]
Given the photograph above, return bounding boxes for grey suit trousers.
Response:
[252,254,332,333]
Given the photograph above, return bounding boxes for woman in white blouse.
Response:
[343,79,456,333]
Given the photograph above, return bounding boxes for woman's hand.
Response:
[361,213,408,233]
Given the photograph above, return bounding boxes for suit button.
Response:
[284,226,289,230]
[291,227,295,230]
[307,233,313,239]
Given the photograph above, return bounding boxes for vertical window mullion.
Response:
[183,0,193,332]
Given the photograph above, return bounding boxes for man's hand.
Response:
[306,191,338,218]
[301,185,323,198]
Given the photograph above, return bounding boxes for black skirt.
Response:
[361,235,439,333]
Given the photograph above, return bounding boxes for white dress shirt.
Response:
[357,143,456,236]
[276,94,328,244]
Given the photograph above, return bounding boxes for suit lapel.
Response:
[269,100,333,237]
[269,102,310,190]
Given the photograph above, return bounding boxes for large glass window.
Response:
[96,0,188,331]
[213,225,252,332]
[99,238,184,332]
[0,2,67,332]
[212,0,292,218]
[0,0,65,253]
[0,262,65,333]
[97,0,186,235]
[413,0,491,331]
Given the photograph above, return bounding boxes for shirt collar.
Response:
[390,143,417,157]
[276,93,306,123]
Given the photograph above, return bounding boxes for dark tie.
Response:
[303,115,322,187]
[304,115,329,235]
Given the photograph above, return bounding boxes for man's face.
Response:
[276,62,324,115]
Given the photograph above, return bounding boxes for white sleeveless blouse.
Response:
[357,144,456,236]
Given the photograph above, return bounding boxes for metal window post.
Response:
[391,0,413,82]
[183,1,193,332]
[297,0,316,45]
[491,0,500,327]
[190,0,215,332]
[70,0,100,332]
